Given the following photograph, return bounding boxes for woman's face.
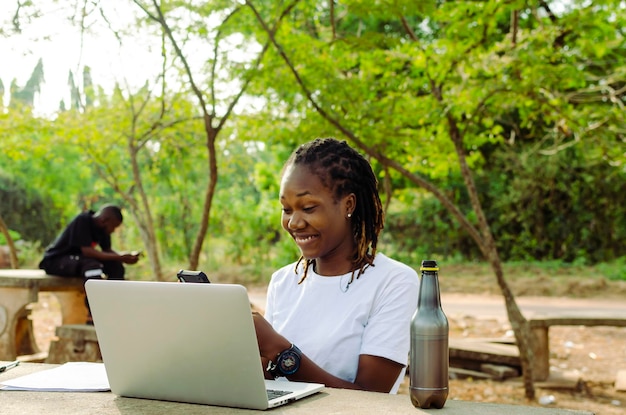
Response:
[280,163,355,276]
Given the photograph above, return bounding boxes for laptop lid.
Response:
[85,279,323,410]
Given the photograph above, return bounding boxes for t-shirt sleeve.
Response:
[360,267,419,365]
[67,214,94,249]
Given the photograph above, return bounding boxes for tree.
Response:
[34,0,290,277]
[9,58,44,109]
[130,0,299,271]
[243,0,626,398]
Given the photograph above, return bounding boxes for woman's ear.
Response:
[344,193,356,217]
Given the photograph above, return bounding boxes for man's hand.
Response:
[120,253,140,264]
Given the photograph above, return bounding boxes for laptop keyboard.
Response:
[267,389,291,400]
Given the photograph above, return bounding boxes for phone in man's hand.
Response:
[177,269,211,283]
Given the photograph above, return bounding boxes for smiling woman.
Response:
[278,138,384,282]
[252,137,420,394]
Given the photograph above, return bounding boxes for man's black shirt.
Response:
[42,210,111,259]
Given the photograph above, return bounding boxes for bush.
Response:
[0,172,63,247]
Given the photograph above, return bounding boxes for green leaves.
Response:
[2,0,624,269]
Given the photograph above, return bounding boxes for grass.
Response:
[437,261,626,298]
[161,257,626,299]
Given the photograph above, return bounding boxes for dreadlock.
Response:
[283,138,384,286]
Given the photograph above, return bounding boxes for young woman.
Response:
[253,138,419,393]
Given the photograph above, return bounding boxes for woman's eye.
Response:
[303,206,316,212]
[282,208,292,214]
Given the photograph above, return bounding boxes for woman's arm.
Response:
[253,312,403,393]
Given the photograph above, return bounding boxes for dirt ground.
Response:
[29,274,626,415]
[435,317,624,414]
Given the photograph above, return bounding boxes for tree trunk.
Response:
[189,115,219,270]
[445,113,536,399]
[0,215,19,268]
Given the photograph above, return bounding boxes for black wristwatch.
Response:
[266,344,302,378]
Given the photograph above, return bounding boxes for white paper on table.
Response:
[0,362,110,392]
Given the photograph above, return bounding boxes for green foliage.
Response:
[1,0,624,278]
[0,108,100,219]
[0,229,21,245]
[0,172,64,246]
[386,142,626,264]
[241,0,626,267]
[382,185,478,264]
[482,144,626,263]
[596,257,626,281]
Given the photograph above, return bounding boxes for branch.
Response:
[210,8,244,115]
[215,1,301,131]
[461,87,512,137]
[143,0,211,120]
[510,10,518,47]
[12,0,25,33]
[330,0,336,40]
[246,0,485,251]
[539,0,557,23]
[400,15,418,41]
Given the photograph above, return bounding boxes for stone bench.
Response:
[46,324,101,364]
[0,269,87,361]
[530,315,626,381]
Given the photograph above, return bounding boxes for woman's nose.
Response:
[288,212,305,229]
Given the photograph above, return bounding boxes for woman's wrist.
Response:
[268,339,292,362]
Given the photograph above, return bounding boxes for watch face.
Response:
[279,350,300,375]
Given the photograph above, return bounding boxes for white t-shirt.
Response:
[264,253,419,394]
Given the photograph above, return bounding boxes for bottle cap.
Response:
[420,259,439,271]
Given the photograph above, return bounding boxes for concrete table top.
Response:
[0,363,594,415]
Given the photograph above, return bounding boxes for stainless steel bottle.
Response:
[410,260,449,409]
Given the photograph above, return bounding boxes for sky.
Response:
[1,1,161,116]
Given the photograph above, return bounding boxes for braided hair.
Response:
[283,138,384,285]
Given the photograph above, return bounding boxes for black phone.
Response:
[177,269,210,283]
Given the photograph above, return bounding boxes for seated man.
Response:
[39,204,141,323]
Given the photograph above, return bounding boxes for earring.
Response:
[347,213,352,218]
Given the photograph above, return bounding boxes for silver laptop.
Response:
[85,279,324,410]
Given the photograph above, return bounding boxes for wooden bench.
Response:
[530,315,626,381]
[0,269,87,361]
[450,315,626,382]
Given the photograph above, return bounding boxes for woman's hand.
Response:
[252,312,291,357]
[252,312,291,378]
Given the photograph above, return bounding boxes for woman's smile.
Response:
[293,233,318,244]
